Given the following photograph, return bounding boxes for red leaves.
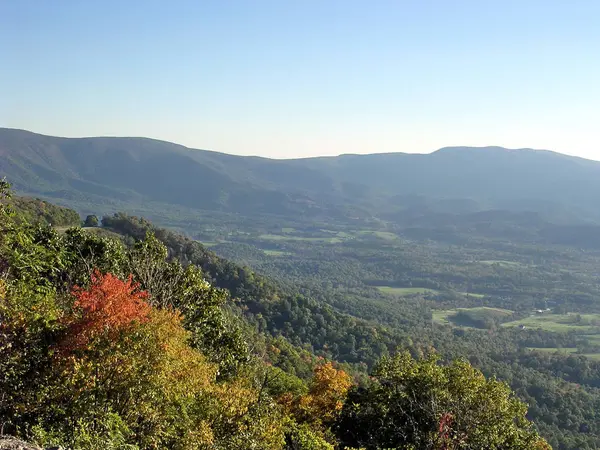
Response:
[60,270,150,354]
[438,412,454,450]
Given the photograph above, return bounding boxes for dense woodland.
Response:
[0,179,558,449]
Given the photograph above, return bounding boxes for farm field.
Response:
[527,347,578,354]
[502,313,600,333]
[263,249,291,256]
[433,307,514,327]
[358,230,399,240]
[461,292,486,298]
[479,260,525,268]
[258,234,344,243]
[527,347,600,361]
[376,286,439,296]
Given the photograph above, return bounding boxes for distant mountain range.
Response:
[1,127,599,224]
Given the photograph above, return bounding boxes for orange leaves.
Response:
[281,362,352,426]
[306,362,352,420]
[61,270,150,353]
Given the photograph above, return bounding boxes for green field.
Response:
[461,292,486,298]
[527,347,579,354]
[502,313,600,333]
[258,234,343,243]
[433,307,514,327]
[479,260,524,268]
[263,249,291,256]
[582,334,600,345]
[376,286,439,296]
[200,241,220,247]
[359,230,399,241]
[527,347,600,360]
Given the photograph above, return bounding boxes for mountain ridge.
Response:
[2,127,600,224]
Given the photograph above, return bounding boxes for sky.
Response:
[1,0,600,159]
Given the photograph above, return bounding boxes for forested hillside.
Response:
[3,128,600,224]
[0,181,554,449]
[98,212,600,449]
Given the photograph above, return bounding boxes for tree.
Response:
[83,215,99,227]
[59,270,151,354]
[336,352,551,450]
[280,361,352,448]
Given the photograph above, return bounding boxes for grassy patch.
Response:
[377,286,438,296]
[479,260,524,268]
[461,292,486,298]
[502,313,600,333]
[526,347,600,361]
[432,307,514,327]
[259,234,343,243]
[200,241,220,247]
[263,249,291,256]
[527,347,579,354]
[581,334,600,345]
[359,230,399,241]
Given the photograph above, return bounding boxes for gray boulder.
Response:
[0,437,41,450]
[0,436,61,450]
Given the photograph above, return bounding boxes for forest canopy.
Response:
[0,179,549,449]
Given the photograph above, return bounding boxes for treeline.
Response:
[9,196,81,227]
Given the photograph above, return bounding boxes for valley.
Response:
[4,130,600,448]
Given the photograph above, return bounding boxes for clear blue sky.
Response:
[1,0,599,159]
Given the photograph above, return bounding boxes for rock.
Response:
[0,436,41,450]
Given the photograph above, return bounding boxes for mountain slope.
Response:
[2,127,600,222]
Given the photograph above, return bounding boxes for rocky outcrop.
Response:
[0,437,61,450]
[0,437,39,450]
[0,437,53,450]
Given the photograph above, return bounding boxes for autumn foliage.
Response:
[281,361,352,426]
[61,270,151,353]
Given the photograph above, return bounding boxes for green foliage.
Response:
[83,214,99,227]
[0,188,558,449]
[126,232,250,376]
[9,196,81,227]
[101,212,600,448]
[285,422,334,450]
[336,352,549,449]
[0,280,64,435]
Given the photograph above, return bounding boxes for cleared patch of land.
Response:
[199,241,220,247]
[359,230,399,240]
[479,260,524,268]
[527,347,600,361]
[527,347,579,354]
[263,249,291,256]
[461,292,486,298]
[502,313,600,333]
[258,234,343,243]
[433,307,514,327]
[377,286,439,296]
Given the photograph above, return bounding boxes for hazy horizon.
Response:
[7,126,593,164]
[2,1,600,159]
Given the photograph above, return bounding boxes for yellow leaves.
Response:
[143,308,216,400]
[312,362,352,399]
[281,362,353,426]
